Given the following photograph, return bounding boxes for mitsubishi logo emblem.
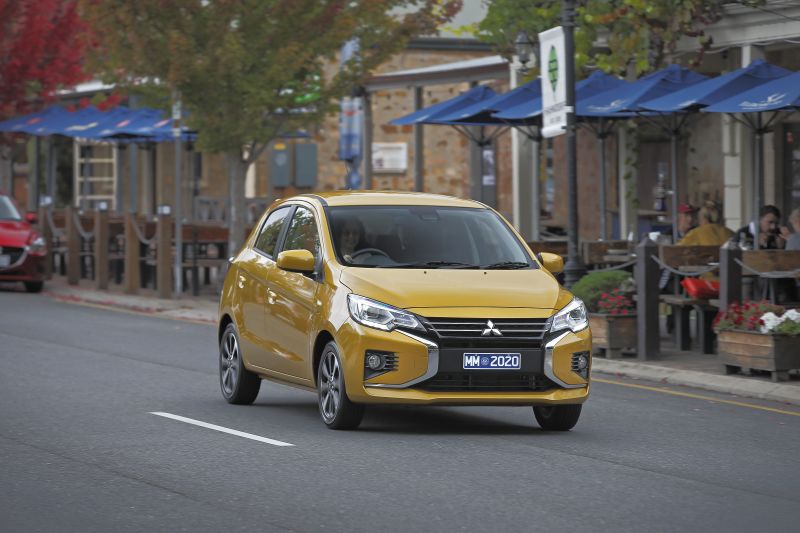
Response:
[481,320,502,336]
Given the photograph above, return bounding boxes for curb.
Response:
[592,358,800,407]
[45,290,217,325]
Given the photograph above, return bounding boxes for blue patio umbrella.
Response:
[391,85,496,126]
[641,59,791,113]
[578,64,708,241]
[703,69,800,248]
[433,79,541,126]
[0,106,72,135]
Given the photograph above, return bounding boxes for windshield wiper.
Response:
[481,261,530,270]
[377,261,480,269]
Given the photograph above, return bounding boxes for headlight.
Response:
[28,235,47,256]
[347,294,423,332]
[550,298,588,333]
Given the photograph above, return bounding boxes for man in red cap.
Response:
[676,203,698,242]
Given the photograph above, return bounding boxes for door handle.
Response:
[238,275,245,289]
[267,289,276,305]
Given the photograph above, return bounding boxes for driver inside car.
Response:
[338,218,369,263]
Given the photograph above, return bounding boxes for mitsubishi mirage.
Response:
[218,192,591,430]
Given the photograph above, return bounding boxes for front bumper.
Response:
[339,320,591,406]
[0,247,45,282]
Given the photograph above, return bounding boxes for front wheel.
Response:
[533,404,582,431]
[219,323,260,404]
[24,281,43,293]
[317,342,364,430]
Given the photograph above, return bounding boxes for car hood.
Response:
[0,220,32,248]
[339,267,561,311]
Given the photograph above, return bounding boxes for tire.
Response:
[219,323,260,405]
[24,281,44,293]
[317,341,364,430]
[533,404,582,431]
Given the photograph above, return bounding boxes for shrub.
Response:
[571,271,633,313]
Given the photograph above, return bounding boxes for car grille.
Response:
[419,372,554,392]
[0,246,25,268]
[420,317,550,349]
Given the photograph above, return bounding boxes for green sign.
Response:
[548,46,558,93]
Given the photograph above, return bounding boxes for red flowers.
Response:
[597,288,635,316]
[713,300,785,333]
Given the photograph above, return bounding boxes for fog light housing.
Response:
[364,350,398,379]
[571,351,590,379]
[367,353,384,371]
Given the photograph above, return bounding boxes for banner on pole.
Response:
[539,26,566,138]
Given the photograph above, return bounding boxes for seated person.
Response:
[784,208,800,251]
[675,203,698,242]
[736,205,786,249]
[678,201,733,246]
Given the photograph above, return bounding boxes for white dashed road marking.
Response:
[149,412,295,447]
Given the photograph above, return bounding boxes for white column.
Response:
[510,60,534,239]
[617,123,638,240]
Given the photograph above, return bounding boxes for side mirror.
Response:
[537,252,564,274]
[25,212,38,224]
[276,249,315,273]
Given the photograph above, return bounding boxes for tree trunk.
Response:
[225,151,250,257]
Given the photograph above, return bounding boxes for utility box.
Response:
[294,143,318,188]
[269,142,292,187]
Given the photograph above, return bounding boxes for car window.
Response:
[281,206,320,260]
[0,196,22,221]
[328,205,534,269]
[254,207,291,258]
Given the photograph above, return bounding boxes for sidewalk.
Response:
[41,278,800,407]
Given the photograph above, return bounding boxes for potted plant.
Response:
[572,271,636,359]
[714,301,800,382]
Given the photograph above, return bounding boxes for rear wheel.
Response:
[219,323,260,404]
[317,341,364,430]
[24,281,43,293]
[533,404,582,431]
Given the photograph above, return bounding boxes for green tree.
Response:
[82,0,461,252]
[473,0,765,77]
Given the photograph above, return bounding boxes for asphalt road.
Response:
[1,288,799,533]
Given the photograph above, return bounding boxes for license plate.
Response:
[463,353,521,370]
[0,255,9,268]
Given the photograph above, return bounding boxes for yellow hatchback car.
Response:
[218,192,591,430]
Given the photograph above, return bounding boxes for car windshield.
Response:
[0,196,22,221]
[328,205,535,269]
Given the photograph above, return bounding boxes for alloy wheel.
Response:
[318,350,341,423]
[220,330,240,398]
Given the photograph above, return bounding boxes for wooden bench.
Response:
[526,240,567,257]
[582,240,632,268]
[658,245,721,354]
[720,247,800,309]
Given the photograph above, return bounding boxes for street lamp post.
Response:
[561,0,586,287]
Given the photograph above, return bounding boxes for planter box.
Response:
[589,313,636,359]
[718,330,800,382]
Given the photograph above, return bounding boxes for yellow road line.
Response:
[593,377,800,417]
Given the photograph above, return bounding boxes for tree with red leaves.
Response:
[0,0,90,120]
[0,0,91,197]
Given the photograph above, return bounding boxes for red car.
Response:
[0,194,46,292]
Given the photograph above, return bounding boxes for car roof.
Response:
[293,191,485,208]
